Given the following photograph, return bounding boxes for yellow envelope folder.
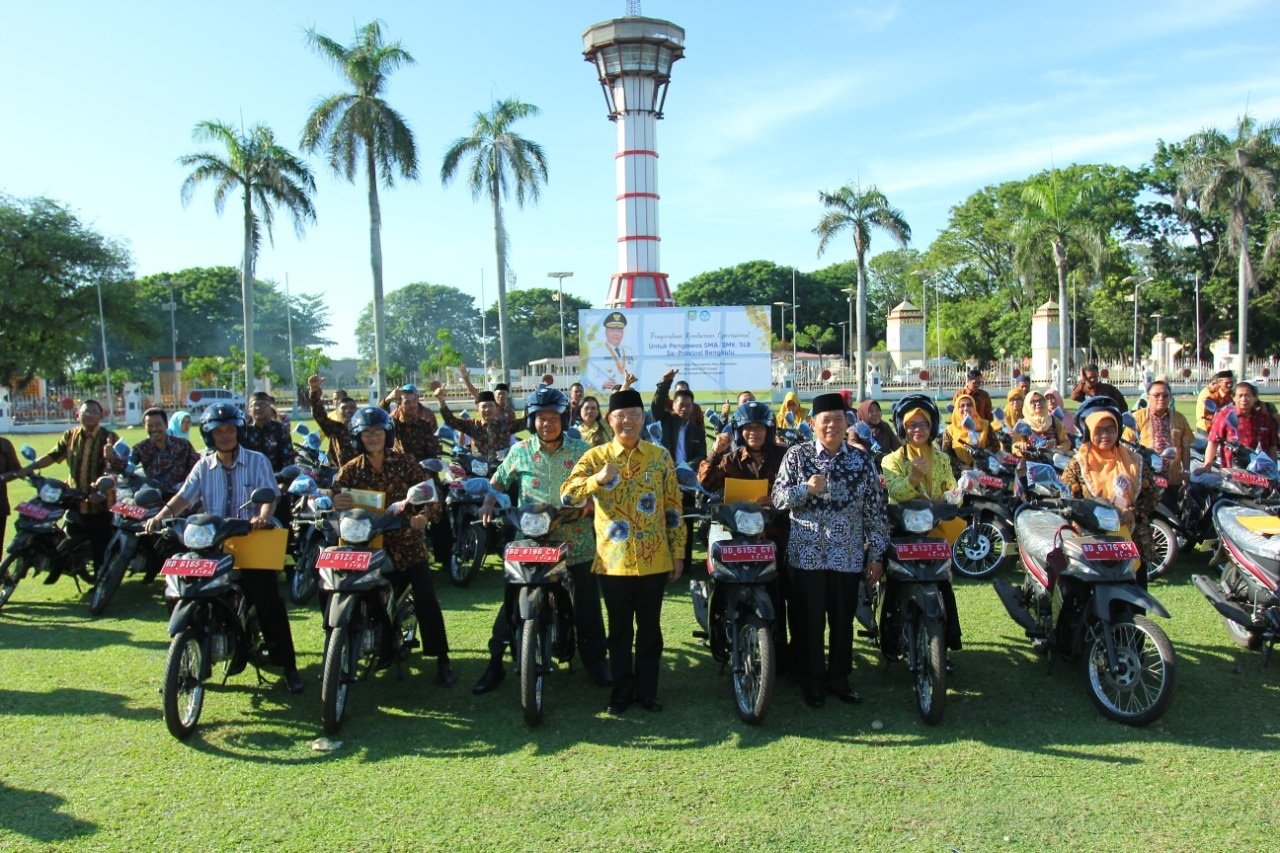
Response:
[223,528,289,571]
[723,478,768,504]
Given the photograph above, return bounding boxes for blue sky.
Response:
[4,0,1279,358]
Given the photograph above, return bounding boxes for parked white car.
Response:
[185,388,245,413]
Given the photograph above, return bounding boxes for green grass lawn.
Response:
[1,425,1278,851]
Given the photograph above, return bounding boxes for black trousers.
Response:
[390,561,450,658]
[790,569,859,692]
[428,517,454,569]
[600,572,667,703]
[487,561,607,674]
[239,570,297,670]
[73,512,114,571]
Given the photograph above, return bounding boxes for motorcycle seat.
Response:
[1015,510,1066,557]
[1215,504,1280,573]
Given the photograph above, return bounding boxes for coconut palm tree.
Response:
[815,184,911,402]
[1011,170,1104,395]
[301,20,418,399]
[1177,114,1280,377]
[179,120,316,395]
[441,97,548,382]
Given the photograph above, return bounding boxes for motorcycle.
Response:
[317,480,438,734]
[0,444,107,610]
[1191,452,1280,659]
[680,464,780,725]
[282,473,337,606]
[1115,414,1183,581]
[993,462,1176,726]
[950,409,1018,580]
[158,486,281,740]
[292,424,336,488]
[501,500,587,726]
[90,464,171,615]
[436,425,506,587]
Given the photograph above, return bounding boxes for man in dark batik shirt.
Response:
[433,385,512,460]
[242,392,297,472]
[130,407,202,497]
[307,374,359,467]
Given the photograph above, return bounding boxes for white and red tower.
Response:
[582,12,685,308]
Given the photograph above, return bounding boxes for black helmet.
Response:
[731,401,775,446]
[198,402,245,450]
[892,394,941,442]
[525,384,569,432]
[349,406,394,451]
[1075,395,1123,444]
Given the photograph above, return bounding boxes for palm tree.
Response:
[1177,114,1280,377]
[441,97,548,382]
[179,120,316,395]
[1012,171,1104,395]
[815,184,911,402]
[301,20,418,400]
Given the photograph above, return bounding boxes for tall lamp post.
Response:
[840,286,855,386]
[95,279,112,423]
[773,300,789,373]
[162,279,179,406]
[547,271,574,374]
[1123,274,1153,383]
[837,321,849,370]
[284,273,298,413]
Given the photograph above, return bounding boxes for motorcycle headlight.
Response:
[1093,506,1120,532]
[470,459,488,476]
[902,508,935,533]
[987,456,1002,475]
[182,523,216,550]
[520,512,551,537]
[339,515,373,545]
[1150,455,1163,473]
[733,510,765,536]
[39,484,62,503]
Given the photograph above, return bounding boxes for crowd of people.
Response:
[2,360,1277,716]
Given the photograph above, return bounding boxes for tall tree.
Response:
[302,20,418,401]
[1177,114,1280,375]
[814,184,911,402]
[178,120,316,394]
[354,282,481,374]
[481,287,591,369]
[1012,169,1104,393]
[441,97,548,382]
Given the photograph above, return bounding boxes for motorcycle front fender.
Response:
[168,600,201,636]
[970,499,1011,521]
[906,583,946,621]
[1092,583,1171,621]
[7,532,33,557]
[107,530,139,563]
[518,585,544,621]
[327,592,360,629]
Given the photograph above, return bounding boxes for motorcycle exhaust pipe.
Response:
[1191,573,1256,629]
[993,576,1040,634]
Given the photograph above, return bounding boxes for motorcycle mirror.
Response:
[962,414,977,431]
[278,464,301,482]
[1160,447,1178,460]
[420,458,446,472]
[992,407,1005,423]
[785,411,795,426]
[674,463,699,489]
[113,439,130,459]
[406,480,439,505]
[945,403,955,414]
[1014,421,1033,436]
[1051,406,1066,421]
[288,475,317,496]
[1227,409,1240,431]
[21,444,37,461]
[561,493,589,509]
[565,427,582,441]
[853,421,874,442]
[94,475,116,492]
[708,413,724,430]
[437,425,457,443]
[646,422,663,443]
[305,432,322,450]
[798,424,814,441]
[249,487,277,506]
[495,494,512,510]
[1121,412,1137,431]
[1051,452,1072,471]
[462,478,492,496]
[310,494,334,512]
[1203,400,1218,414]
[294,423,310,436]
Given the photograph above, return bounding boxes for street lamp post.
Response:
[792,303,800,379]
[162,279,179,406]
[95,279,112,422]
[547,272,574,374]
[837,321,849,369]
[284,273,298,413]
[773,300,789,373]
[1123,275,1153,382]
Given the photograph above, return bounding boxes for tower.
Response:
[582,11,685,308]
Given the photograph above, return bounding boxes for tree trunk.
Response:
[855,239,867,404]
[242,188,255,398]
[366,143,386,403]
[1054,237,1068,397]
[492,183,510,384]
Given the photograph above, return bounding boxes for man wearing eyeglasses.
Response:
[1125,380,1192,487]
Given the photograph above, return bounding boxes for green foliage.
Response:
[418,328,466,378]
[481,287,590,368]
[794,324,837,356]
[181,346,278,392]
[293,346,331,382]
[355,282,481,372]
[0,194,133,390]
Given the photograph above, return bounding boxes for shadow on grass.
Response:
[0,686,157,721]
[0,781,98,843]
[0,604,167,652]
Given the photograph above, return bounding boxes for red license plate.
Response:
[1153,475,1169,489]
[16,502,51,520]
[978,474,1005,489]
[160,558,219,577]
[1232,470,1270,488]
[719,544,776,563]
[1080,541,1140,560]
[894,541,951,561]
[110,501,150,520]
[316,550,373,571]
[506,544,567,563]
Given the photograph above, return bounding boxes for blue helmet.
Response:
[198,402,245,450]
[1075,395,1123,444]
[731,401,775,446]
[349,406,394,451]
[892,394,941,442]
[525,384,569,432]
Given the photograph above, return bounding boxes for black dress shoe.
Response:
[828,681,862,705]
[284,668,305,694]
[639,697,663,712]
[436,661,455,688]
[804,689,825,708]
[606,696,632,715]
[471,662,505,695]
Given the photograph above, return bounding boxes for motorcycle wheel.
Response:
[914,615,947,726]
[288,540,320,606]
[321,626,352,735]
[1146,518,1178,582]
[449,518,483,587]
[951,515,1014,580]
[730,615,775,725]
[0,554,26,610]
[162,627,206,740]
[1084,615,1176,726]
[89,548,128,616]
[519,617,546,727]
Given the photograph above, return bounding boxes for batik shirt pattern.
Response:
[491,435,595,565]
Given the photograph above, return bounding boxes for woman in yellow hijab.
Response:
[1060,397,1159,585]
[775,391,808,428]
[941,393,1001,479]
[1012,390,1070,457]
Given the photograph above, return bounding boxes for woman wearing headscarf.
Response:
[856,399,901,456]
[1060,397,1159,586]
[1042,387,1075,435]
[775,391,808,429]
[941,393,1001,479]
[167,410,192,440]
[878,395,963,659]
[574,395,613,448]
[1011,390,1070,457]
